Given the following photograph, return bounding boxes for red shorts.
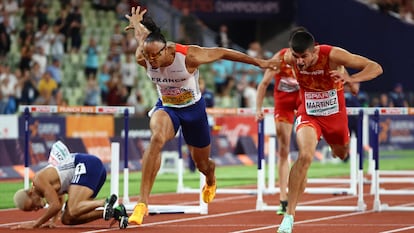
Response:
[295,110,350,145]
[274,91,300,124]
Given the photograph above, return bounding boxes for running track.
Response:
[1,182,414,233]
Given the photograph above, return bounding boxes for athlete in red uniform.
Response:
[277,29,382,233]
[256,48,300,215]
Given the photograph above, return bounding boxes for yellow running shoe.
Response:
[128,203,148,225]
[202,183,216,203]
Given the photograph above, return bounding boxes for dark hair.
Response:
[142,15,166,44]
[289,30,315,53]
[288,26,308,41]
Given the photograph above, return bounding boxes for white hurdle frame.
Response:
[176,108,275,196]
[20,105,135,191]
[176,107,361,199]
[364,108,414,212]
[256,108,366,212]
[19,105,208,215]
[111,142,208,214]
[264,134,358,196]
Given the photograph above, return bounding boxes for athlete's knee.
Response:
[279,145,290,159]
[62,204,82,221]
[150,131,168,147]
[296,152,313,168]
[195,157,215,173]
[61,211,76,225]
[331,145,349,161]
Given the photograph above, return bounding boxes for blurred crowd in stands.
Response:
[0,0,412,116]
[362,0,414,24]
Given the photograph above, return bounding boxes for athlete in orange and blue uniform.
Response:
[277,29,383,233]
[125,6,280,225]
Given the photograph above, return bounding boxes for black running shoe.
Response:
[277,200,288,215]
[103,194,117,220]
[110,204,128,229]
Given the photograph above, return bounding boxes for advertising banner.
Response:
[66,115,114,138]
[114,116,150,137]
[0,115,18,139]
[80,137,112,163]
[213,116,257,148]
[377,115,414,150]
[18,115,66,147]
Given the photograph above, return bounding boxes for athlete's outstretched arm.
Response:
[125,6,149,67]
[185,45,280,72]
[256,52,281,121]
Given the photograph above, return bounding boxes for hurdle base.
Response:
[258,204,363,212]
[305,187,352,195]
[179,186,353,196]
[377,204,414,212]
[178,186,259,195]
[124,203,208,215]
[379,189,414,195]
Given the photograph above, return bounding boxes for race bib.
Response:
[277,77,299,92]
[74,163,87,175]
[304,89,339,116]
[48,141,71,166]
[161,87,195,106]
[71,162,86,184]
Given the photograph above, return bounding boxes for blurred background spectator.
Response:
[389,82,409,107]
[215,24,232,48]
[179,6,204,45]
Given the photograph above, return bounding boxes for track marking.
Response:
[2,192,413,232]
[0,193,367,232]
[380,226,414,233]
[81,193,362,233]
[83,209,257,233]
[230,201,414,233]
[0,221,33,227]
[229,210,375,233]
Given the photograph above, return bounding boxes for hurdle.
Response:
[256,109,366,212]
[364,108,414,195]
[19,105,207,215]
[20,105,135,191]
[367,108,414,212]
[176,108,273,195]
[120,128,208,214]
[176,107,363,197]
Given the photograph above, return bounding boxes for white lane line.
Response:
[231,201,414,233]
[83,209,257,233]
[380,226,414,233]
[229,210,375,233]
[0,221,33,227]
[81,194,360,233]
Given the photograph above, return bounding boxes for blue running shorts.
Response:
[153,97,211,148]
[71,154,107,198]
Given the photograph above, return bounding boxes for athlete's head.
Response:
[14,188,46,211]
[141,16,168,69]
[289,29,316,71]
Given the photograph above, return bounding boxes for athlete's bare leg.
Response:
[139,110,176,205]
[286,126,318,216]
[61,186,104,225]
[276,121,293,201]
[188,145,215,186]
[330,144,350,161]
